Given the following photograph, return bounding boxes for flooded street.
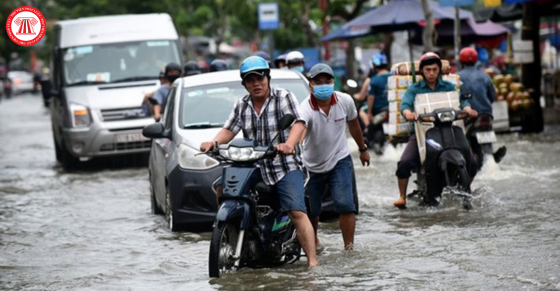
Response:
[1,94,559,291]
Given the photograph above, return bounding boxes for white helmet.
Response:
[286,51,305,65]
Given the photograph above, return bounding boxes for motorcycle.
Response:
[207,114,301,278]
[465,114,506,169]
[367,107,389,155]
[408,108,474,210]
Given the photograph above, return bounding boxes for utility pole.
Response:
[521,2,543,132]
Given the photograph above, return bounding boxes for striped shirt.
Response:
[224,87,304,185]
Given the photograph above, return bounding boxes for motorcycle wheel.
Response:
[209,221,239,278]
[445,165,472,210]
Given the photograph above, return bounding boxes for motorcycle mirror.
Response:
[278,114,295,131]
[346,79,358,88]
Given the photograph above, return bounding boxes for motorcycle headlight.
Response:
[70,103,91,128]
[437,111,456,123]
[177,144,219,170]
[219,146,266,162]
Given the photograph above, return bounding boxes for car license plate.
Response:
[116,133,148,143]
[476,131,496,144]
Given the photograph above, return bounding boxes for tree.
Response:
[420,0,435,52]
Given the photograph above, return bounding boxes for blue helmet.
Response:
[239,56,270,80]
[372,53,388,67]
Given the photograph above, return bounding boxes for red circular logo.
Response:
[5,6,46,47]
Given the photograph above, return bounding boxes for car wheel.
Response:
[150,184,164,215]
[165,184,178,232]
[54,134,61,163]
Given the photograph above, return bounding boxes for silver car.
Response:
[143,69,359,231]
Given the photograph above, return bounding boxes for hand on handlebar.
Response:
[404,111,418,121]
[200,141,217,152]
[277,143,295,155]
[466,108,478,118]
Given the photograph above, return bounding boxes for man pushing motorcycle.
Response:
[394,52,479,208]
[200,56,318,267]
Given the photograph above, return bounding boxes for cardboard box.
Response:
[387,123,412,136]
[413,91,465,163]
[389,111,407,124]
[387,75,423,90]
[392,60,451,76]
[388,89,407,102]
[414,91,461,115]
[388,100,401,113]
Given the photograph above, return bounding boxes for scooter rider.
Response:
[153,62,181,121]
[394,52,478,208]
[286,51,307,76]
[274,54,288,69]
[183,60,202,76]
[457,47,507,163]
[209,59,230,72]
[366,53,392,154]
[200,56,318,267]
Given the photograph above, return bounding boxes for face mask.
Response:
[292,66,304,73]
[166,75,179,83]
[313,84,334,100]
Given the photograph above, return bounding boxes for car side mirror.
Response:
[279,114,295,130]
[143,123,169,139]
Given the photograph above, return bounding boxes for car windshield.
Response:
[62,40,180,86]
[180,79,310,129]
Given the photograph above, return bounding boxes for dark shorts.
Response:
[276,170,308,213]
[305,155,356,218]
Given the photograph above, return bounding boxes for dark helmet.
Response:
[418,52,442,72]
[254,51,271,62]
[165,62,182,74]
[459,47,478,65]
[183,60,201,76]
[209,59,230,72]
[274,53,287,68]
[158,69,165,78]
[239,56,270,80]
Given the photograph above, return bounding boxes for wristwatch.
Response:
[359,145,368,152]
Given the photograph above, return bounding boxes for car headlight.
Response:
[70,103,91,128]
[219,146,266,162]
[177,144,219,170]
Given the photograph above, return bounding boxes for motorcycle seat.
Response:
[253,181,276,194]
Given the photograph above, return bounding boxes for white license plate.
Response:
[476,131,497,144]
[116,133,148,143]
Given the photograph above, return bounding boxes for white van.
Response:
[48,13,183,169]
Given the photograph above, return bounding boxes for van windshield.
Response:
[62,40,180,86]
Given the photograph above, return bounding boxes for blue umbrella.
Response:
[319,23,372,42]
[346,0,471,32]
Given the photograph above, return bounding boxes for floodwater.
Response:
[1,94,559,291]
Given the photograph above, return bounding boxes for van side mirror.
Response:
[142,123,169,139]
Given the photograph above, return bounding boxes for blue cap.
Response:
[372,53,388,67]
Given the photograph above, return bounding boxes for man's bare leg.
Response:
[339,212,355,250]
[289,210,318,267]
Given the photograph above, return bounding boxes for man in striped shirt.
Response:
[200,56,318,267]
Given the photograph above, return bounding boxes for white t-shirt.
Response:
[300,91,358,173]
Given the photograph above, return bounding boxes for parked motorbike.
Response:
[408,108,474,210]
[367,107,389,155]
[465,114,506,169]
[207,114,301,278]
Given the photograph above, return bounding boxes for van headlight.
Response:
[219,147,266,162]
[177,144,219,170]
[70,103,91,128]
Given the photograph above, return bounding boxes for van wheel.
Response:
[59,137,80,170]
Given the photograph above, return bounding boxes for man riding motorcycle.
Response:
[457,47,507,166]
[200,56,318,267]
[366,53,392,155]
[394,52,478,208]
